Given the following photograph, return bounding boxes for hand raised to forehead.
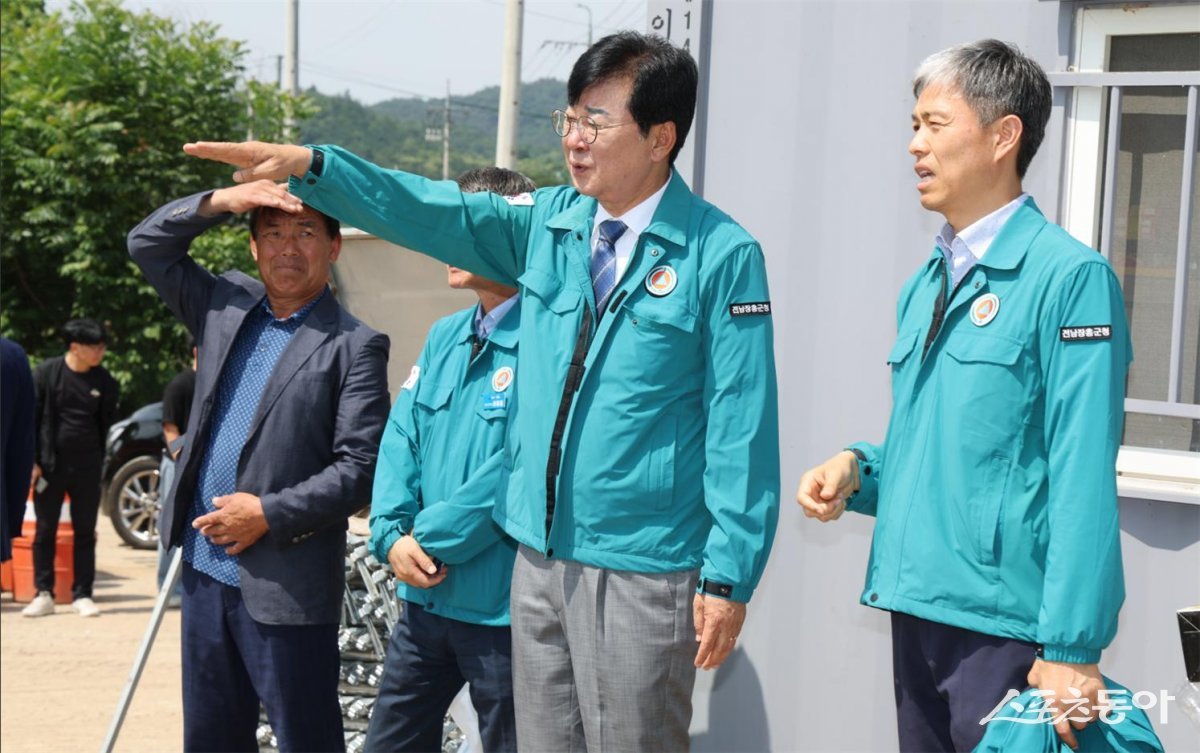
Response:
[183,141,312,183]
[204,180,304,216]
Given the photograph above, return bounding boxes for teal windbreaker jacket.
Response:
[848,199,1132,663]
[370,304,519,626]
[294,146,779,602]
[974,677,1164,752]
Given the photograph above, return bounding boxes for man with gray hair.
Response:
[797,40,1130,751]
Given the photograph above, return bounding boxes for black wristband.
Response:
[700,578,733,598]
[309,148,324,177]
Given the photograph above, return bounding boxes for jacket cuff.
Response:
[287,145,325,199]
[696,576,753,604]
[844,442,879,511]
[1040,644,1101,664]
[257,491,289,543]
[372,526,403,565]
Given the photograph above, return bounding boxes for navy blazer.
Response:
[128,193,390,625]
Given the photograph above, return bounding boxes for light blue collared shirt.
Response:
[936,193,1030,290]
[473,293,519,340]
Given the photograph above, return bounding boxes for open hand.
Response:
[201,180,304,216]
[183,141,313,183]
[693,594,746,670]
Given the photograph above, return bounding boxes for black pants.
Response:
[892,611,1039,752]
[33,451,102,599]
[366,603,516,753]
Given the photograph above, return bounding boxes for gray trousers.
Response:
[511,544,699,752]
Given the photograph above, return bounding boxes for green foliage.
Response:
[0,0,570,414]
[1,0,302,411]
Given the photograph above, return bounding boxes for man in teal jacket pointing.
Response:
[187,31,780,752]
[797,40,1131,752]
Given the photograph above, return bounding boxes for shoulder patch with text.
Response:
[401,365,420,390]
[1060,325,1112,342]
[503,192,534,206]
[729,301,772,317]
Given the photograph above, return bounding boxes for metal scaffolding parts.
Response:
[254,532,466,753]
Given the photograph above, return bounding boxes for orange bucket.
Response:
[7,494,76,604]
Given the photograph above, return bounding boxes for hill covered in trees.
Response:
[299,78,570,188]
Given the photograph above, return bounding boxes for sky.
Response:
[47,0,649,104]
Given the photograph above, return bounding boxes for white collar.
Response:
[592,178,670,241]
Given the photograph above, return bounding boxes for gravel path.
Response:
[1,527,182,753]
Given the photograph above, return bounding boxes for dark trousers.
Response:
[33,451,102,598]
[892,611,1039,752]
[181,563,343,753]
[366,603,516,753]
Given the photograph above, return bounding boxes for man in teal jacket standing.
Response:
[188,31,780,752]
[797,40,1131,752]
[366,166,534,753]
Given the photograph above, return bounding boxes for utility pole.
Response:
[442,81,451,181]
[284,0,299,139]
[495,0,523,169]
[276,55,284,88]
[425,82,452,181]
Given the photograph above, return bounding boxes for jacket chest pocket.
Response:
[415,381,453,413]
[476,376,513,423]
[888,330,921,403]
[942,332,1032,440]
[518,267,581,314]
[615,296,700,385]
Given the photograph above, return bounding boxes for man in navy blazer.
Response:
[129,179,390,752]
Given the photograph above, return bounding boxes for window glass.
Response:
[1103,33,1200,450]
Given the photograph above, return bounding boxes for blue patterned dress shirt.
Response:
[182,291,326,586]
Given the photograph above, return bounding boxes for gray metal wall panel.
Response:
[694,2,1200,750]
[333,236,476,400]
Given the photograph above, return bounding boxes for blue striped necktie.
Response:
[590,219,627,312]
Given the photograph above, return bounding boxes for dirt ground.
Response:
[1,528,183,753]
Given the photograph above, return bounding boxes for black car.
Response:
[102,402,164,549]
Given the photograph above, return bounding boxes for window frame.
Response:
[1057,3,1200,504]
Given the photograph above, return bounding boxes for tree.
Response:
[1,0,306,409]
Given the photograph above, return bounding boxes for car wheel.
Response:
[107,455,161,549]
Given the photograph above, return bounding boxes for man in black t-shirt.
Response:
[157,341,196,597]
[161,342,197,448]
[25,318,120,618]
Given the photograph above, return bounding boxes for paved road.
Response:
[1,526,182,753]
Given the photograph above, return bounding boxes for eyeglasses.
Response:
[551,109,634,144]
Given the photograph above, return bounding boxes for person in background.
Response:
[367,166,534,753]
[1,337,36,563]
[25,318,120,618]
[796,39,1131,752]
[156,337,197,603]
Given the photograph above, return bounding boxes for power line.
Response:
[307,1,399,56]
[484,0,591,26]
[596,0,633,29]
[613,3,644,30]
